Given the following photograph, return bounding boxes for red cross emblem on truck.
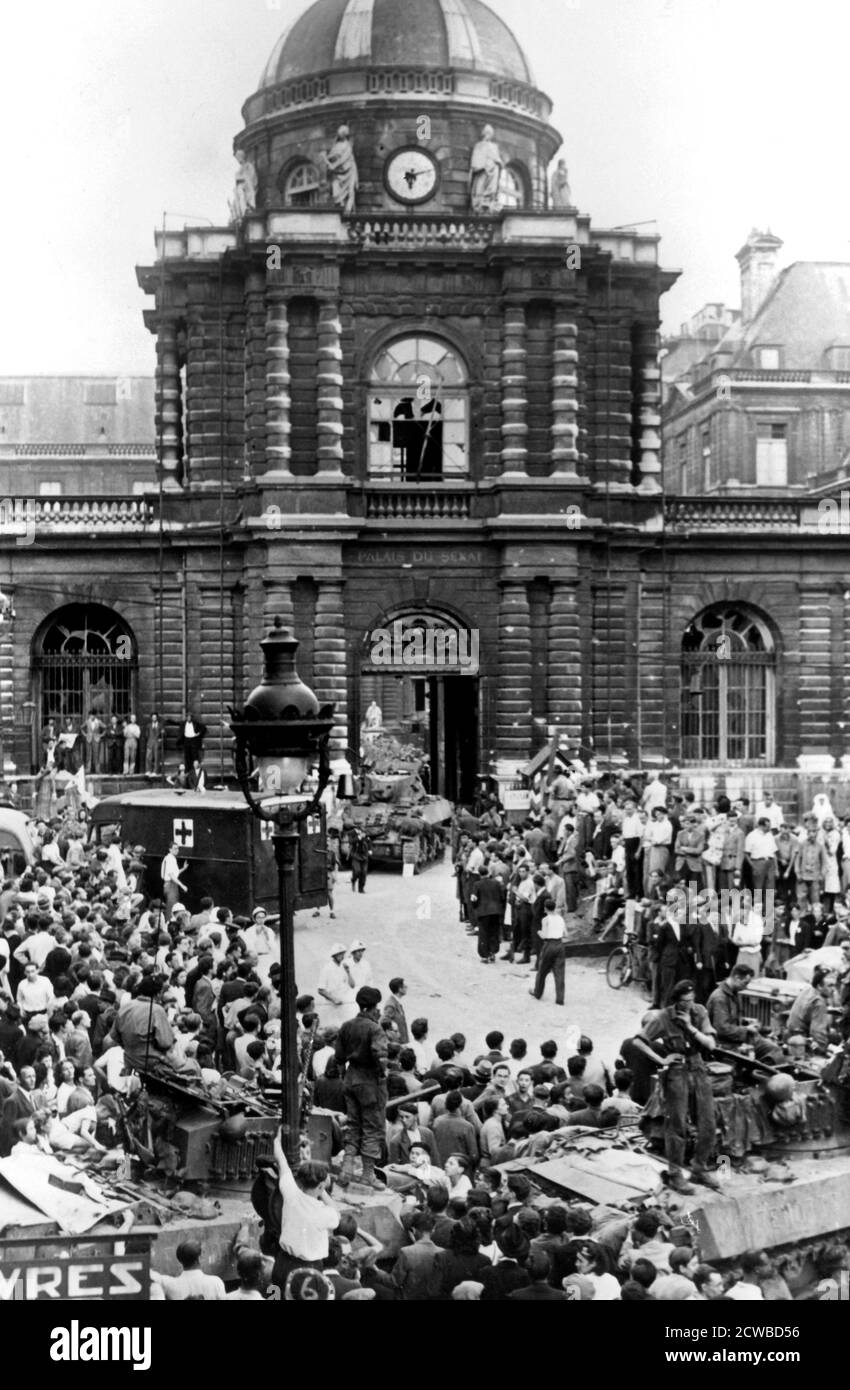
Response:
[173,818,194,848]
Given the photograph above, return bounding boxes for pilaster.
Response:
[313,579,349,753]
[316,301,345,476]
[265,296,293,480]
[551,309,581,479]
[501,304,528,478]
[496,580,532,759]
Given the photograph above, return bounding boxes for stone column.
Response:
[501,304,528,476]
[0,586,16,774]
[551,310,581,479]
[313,580,349,754]
[265,296,292,479]
[635,326,663,494]
[496,581,532,761]
[262,578,295,632]
[547,581,582,747]
[316,301,345,476]
[155,319,182,490]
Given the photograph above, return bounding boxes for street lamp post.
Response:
[230,617,334,1168]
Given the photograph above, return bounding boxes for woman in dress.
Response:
[730,891,764,977]
[820,816,841,913]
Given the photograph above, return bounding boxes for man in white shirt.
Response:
[16,965,54,1019]
[465,840,485,875]
[348,940,373,992]
[530,898,567,1005]
[754,793,783,832]
[317,944,357,1023]
[160,842,187,919]
[642,773,668,816]
[273,1131,340,1283]
[150,1240,226,1301]
[39,832,63,869]
[13,924,55,972]
[744,817,778,894]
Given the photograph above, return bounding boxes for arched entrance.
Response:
[32,603,139,761]
[360,608,479,803]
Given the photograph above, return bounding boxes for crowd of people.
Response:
[249,993,842,1301]
[36,711,207,780]
[0,809,283,1170]
[451,767,850,1016]
[2,757,847,1302]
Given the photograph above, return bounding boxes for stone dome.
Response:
[259,0,535,88]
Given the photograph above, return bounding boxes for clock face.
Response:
[384,147,439,205]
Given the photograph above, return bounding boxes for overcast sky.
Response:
[1,0,847,374]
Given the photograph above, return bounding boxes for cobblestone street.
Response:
[294,858,642,1065]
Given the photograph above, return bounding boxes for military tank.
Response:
[494,1005,850,1297]
[339,737,452,872]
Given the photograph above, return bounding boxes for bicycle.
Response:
[606,931,652,995]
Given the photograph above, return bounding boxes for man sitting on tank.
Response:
[786,966,836,1055]
[706,965,784,1064]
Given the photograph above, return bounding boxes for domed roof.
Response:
[259,0,534,89]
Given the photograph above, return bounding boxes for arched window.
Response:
[681,604,775,765]
[33,603,138,732]
[280,159,322,207]
[500,163,527,210]
[369,336,469,480]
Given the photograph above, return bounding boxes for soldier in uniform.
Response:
[334,986,387,1190]
[643,980,722,1195]
[349,827,371,894]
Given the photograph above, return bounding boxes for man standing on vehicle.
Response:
[334,985,388,1190]
[643,980,721,1195]
[160,841,188,920]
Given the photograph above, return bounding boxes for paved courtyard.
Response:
[293,858,644,1069]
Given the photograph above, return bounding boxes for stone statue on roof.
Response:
[322,125,359,216]
[550,159,573,209]
[469,125,504,214]
[229,150,259,223]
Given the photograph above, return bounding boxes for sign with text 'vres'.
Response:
[0,1234,152,1300]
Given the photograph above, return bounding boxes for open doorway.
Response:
[359,669,479,802]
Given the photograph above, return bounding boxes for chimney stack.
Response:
[736,229,783,325]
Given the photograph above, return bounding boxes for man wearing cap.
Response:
[348,941,373,993]
[243,908,273,966]
[387,1103,439,1165]
[317,944,357,1025]
[643,980,720,1194]
[334,985,388,1189]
